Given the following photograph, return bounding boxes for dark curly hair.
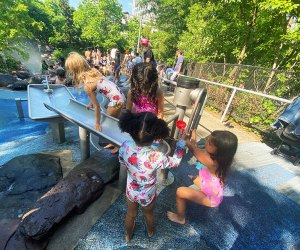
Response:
[119,111,169,145]
[210,130,238,184]
[129,62,158,104]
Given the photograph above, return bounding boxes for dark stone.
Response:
[7,80,29,90]
[0,154,62,196]
[19,168,104,240]
[5,230,47,250]
[16,70,31,80]
[0,73,14,87]
[0,219,20,250]
[0,153,63,249]
[28,76,42,85]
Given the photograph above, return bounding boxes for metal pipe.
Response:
[79,127,90,161]
[186,88,207,132]
[165,113,179,124]
[173,105,186,139]
[178,75,291,104]
[221,88,237,123]
[15,98,25,118]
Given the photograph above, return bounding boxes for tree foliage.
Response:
[74,0,123,49]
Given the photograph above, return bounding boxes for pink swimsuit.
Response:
[134,95,158,115]
[199,167,223,207]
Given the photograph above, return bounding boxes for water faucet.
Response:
[43,75,53,93]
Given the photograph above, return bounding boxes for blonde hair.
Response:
[65,52,101,87]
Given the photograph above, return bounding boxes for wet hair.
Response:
[119,111,169,145]
[209,130,238,184]
[65,52,100,86]
[130,62,158,104]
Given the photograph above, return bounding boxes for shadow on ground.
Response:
[75,147,300,250]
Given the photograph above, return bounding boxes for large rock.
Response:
[19,168,104,240]
[0,154,62,197]
[16,70,31,80]
[0,153,63,249]
[0,73,14,87]
[7,80,29,90]
[28,75,43,85]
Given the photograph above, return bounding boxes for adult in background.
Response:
[141,38,156,66]
[170,49,185,81]
[132,52,142,66]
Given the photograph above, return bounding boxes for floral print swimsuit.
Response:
[96,79,125,107]
[119,139,186,206]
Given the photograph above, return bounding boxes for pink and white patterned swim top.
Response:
[96,79,125,107]
[134,95,158,115]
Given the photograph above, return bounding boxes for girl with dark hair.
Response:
[126,62,164,119]
[118,111,186,241]
[167,129,238,224]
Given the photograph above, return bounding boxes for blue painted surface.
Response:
[0,98,48,144]
[76,151,300,250]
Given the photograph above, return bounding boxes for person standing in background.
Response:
[141,38,156,66]
[170,50,184,81]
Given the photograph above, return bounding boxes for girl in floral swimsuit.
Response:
[118,111,186,242]
[126,62,164,119]
[167,129,238,224]
[65,52,125,153]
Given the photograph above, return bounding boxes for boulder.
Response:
[16,70,31,80]
[0,73,14,87]
[29,76,43,85]
[0,154,63,219]
[7,80,29,90]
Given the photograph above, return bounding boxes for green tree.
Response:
[44,0,81,50]
[74,0,123,50]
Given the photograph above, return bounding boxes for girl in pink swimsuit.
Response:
[126,62,164,119]
[167,129,238,224]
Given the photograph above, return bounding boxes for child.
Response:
[167,129,238,224]
[65,52,125,153]
[118,111,187,242]
[126,62,164,119]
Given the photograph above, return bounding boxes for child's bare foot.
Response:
[125,220,135,242]
[104,143,114,149]
[111,146,119,154]
[167,211,186,224]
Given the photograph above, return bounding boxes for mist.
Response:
[11,41,42,75]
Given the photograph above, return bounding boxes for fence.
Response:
[166,62,299,133]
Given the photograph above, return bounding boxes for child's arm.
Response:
[84,83,101,131]
[159,139,186,169]
[126,89,133,112]
[186,130,216,168]
[157,89,164,119]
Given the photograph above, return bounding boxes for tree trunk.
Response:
[229,3,258,83]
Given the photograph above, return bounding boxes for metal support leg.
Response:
[15,98,24,118]
[221,88,237,123]
[79,127,90,161]
[50,122,65,143]
[118,162,127,191]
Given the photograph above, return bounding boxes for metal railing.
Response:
[159,75,292,133]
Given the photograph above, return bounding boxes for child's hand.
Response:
[86,103,94,110]
[188,175,197,181]
[190,129,197,142]
[95,122,102,131]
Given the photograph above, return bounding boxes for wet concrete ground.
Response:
[1,88,300,249]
